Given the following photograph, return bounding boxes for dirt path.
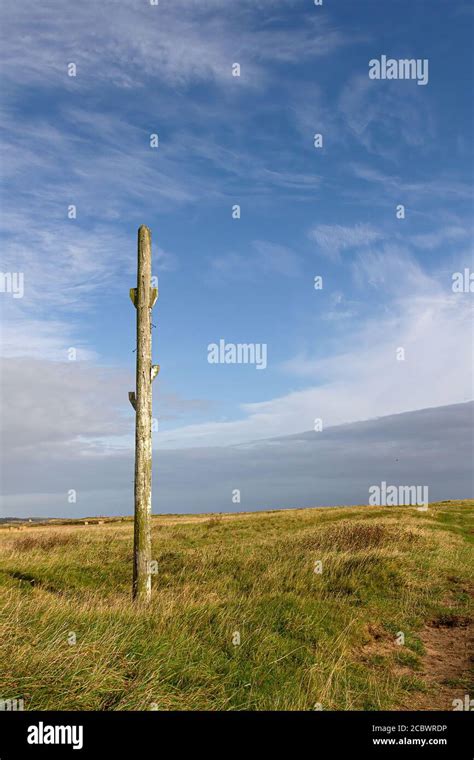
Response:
[408,615,473,711]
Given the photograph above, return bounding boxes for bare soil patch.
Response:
[406,616,473,710]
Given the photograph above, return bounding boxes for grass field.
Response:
[0,500,472,711]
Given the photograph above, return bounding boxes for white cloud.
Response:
[308,223,382,260]
[350,163,472,201]
[0,318,96,362]
[2,402,471,517]
[338,73,435,159]
[410,226,469,250]
[0,357,213,462]
[209,240,301,281]
[157,248,473,448]
[1,2,352,91]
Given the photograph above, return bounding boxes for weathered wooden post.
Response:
[129,225,159,602]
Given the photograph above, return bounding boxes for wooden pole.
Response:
[129,225,158,602]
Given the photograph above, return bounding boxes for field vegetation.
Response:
[0,501,472,711]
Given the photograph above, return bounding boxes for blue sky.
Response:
[0,0,473,515]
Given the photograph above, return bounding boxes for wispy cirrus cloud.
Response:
[338,73,435,160]
[209,240,301,282]
[308,223,382,260]
[350,163,472,202]
[1,0,472,521]
[410,226,469,250]
[0,2,353,92]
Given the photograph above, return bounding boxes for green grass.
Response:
[0,501,472,711]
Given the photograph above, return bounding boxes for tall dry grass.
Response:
[0,501,472,710]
